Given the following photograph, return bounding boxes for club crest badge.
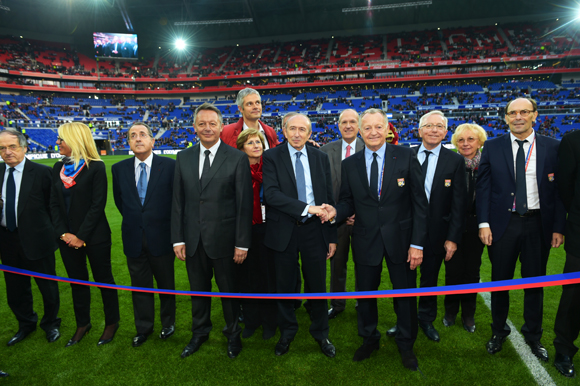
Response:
[445,179,451,187]
[548,173,554,182]
[397,178,405,187]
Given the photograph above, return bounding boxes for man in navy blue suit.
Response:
[112,123,176,347]
[476,97,566,360]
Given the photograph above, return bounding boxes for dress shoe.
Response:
[486,335,506,354]
[353,341,379,362]
[328,308,343,320]
[442,315,456,327]
[262,327,276,341]
[419,321,440,342]
[181,336,209,358]
[315,338,336,358]
[275,338,293,356]
[462,317,476,333]
[525,339,549,362]
[554,353,576,378]
[97,322,119,346]
[159,325,175,339]
[7,327,36,346]
[0,369,8,378]
[399,349,419,371]
[132,333,150,347]
[227,336,242,358]
[46,328,61,343]
[65,323,92,347]
[386,325,399,337]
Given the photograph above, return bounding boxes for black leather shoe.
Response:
[462,317,476,333]
[7,328,36,346]
[554,353,576,378]
[0,370,8,378]
[97,322,119,346]
[386,325,399,337]
[442,315,455,327]
[526,339,549,362]
[275,338,293,356]
[132,333,150,347]
[65,323,92,347]
[419,321,440,342]
[486,335,506,354]
[181,336,209,358]
[353,341,379,362]
[227,336,242,358]
[399,349,419,371]
[46,328,61,343]
[328,308,343,320]
[315,338,336,358]
[159,325,175,340]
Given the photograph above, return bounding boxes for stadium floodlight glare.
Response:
[174,18,253,26]
[175,39,186,50]
[342,1,432,12]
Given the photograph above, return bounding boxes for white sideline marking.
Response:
[480,291,556,386]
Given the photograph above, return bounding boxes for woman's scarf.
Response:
[60,158,86,189]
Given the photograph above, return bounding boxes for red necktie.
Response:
[345,145,352,159]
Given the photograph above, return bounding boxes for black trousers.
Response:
[273,219,329,341]
[418,238,445,323]
[185,240,241,339]
[329,223,357,311]
[127,233,176,335]
[444,215,484,320]
[554,252,580,357]
[59,240,120,327]
[488,212,549,340]
[0,228,60,332]
[236,224,277,332]
[356,252,417,352]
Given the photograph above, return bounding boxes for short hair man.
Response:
[477,97,566,360]
[262,113,338,358]
[0,129,61,346]
[323,108,428,370]
[319,109,364,319]
[112,123,177,347]
[172,103,253,359]
[221,88,280,149]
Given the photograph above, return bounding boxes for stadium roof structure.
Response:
[0,0,576,53]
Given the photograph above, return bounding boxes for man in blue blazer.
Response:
[112,123,176,347]
[476,97,566,360]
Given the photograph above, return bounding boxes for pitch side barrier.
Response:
[0,264,578,299]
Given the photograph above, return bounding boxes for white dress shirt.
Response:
[510,131,539,210]
[341,138,358,161]
[199,139,221,178]
[134,153,153,185]
[287,143,315,217]
[417,143,442,203]
[1,157,26,228]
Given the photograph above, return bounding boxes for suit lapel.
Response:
[535,135,545,189]
[354,137,365,153]
[143,154,162,207]
[331,141,342,183]
[502,134,516,182]
[380,144,395,202]
[431,146,448,192]
[17,160,34,219]
[281,144,297,191]
[126,157,141,204]
[356,149,376,202]
[201,143,227,192]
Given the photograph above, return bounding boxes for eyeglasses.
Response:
[0,145,21,153]
[56,137,64,142]
[506,109,535,118]
[420,124,446,131]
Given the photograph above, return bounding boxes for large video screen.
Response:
[93,32,138,59]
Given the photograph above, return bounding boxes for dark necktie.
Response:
[515,139,528,215]
[137,162,147,205]
[200,150,211,187]
[370,152,379,198]
[295,152,306,203]
[6,167,16,231]
[422,150,432,184]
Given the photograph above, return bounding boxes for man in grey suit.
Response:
[320,109,364,319]
[171,103,253,359]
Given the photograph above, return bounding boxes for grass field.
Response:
[0,154,577,385]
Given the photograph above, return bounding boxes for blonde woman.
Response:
[50,122,120,347]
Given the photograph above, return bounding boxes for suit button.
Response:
[508,209,511,212]
[200,201,204,204]
[511,193,514,196]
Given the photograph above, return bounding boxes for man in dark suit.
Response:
[553,130,580,378]
[320,109,364,319]
[323,108,428,370]
[172,103,253,359]
[112,123,176,347]
[0,129,61,346]
[221,88,280,149]
[412,111,465,342]
[262,113,337,358]
[477,97,566,360]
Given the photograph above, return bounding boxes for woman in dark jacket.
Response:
[443,123,487,333]
[50,122,120,347]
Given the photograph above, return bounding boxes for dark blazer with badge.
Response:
[335,143,428,266]
[476,133,566,244]
[171,142,253,258]
[112,154,175,258]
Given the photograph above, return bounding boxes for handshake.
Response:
[308,204,337,223]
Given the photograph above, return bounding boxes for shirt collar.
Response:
[365,142,386,161]
[243,120,264,132]
[201,139,221,155]
[419,142,442,157]
[134,152,154,169]
[288,142,307,158]
[342,138,356,152]
[510,130,535,144]
[8,157,26,172]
